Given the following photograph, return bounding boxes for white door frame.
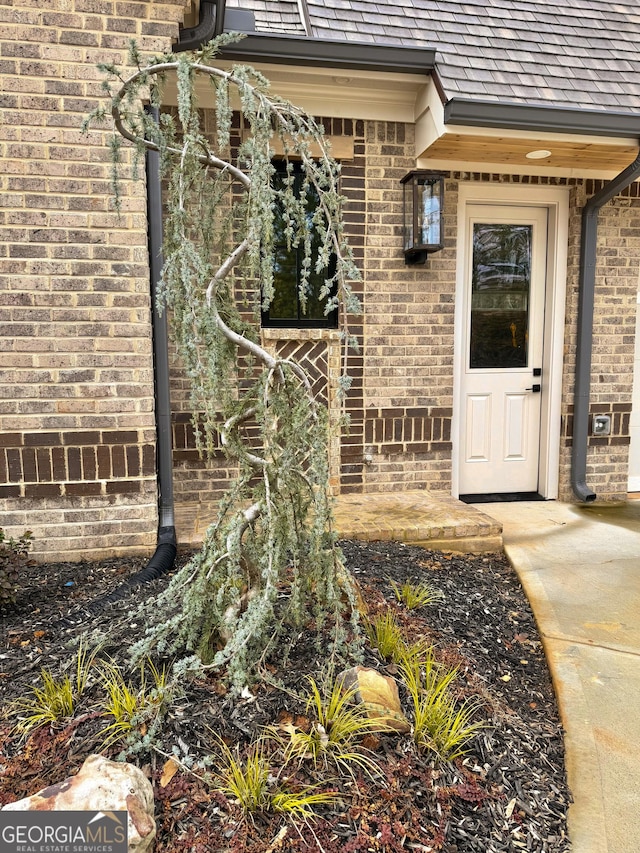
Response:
[452,183,570,499]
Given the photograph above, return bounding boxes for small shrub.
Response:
[99,657,171,748]
[280,675,379,778]
[389,578,444,610]
[14,670,75,735]
[214,736,337,820]
[214,737,271,813]
[14,639,98,735]
[0,528,32,610]
[398,645,484,761]
[364,612,405,662]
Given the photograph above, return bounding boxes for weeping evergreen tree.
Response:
[89,35,363,688]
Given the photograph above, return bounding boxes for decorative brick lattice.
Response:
[275,340,330,406]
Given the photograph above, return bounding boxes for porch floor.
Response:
[180,490,503,554]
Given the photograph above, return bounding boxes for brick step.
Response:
[333,490,503,554]
[178,490,503,555]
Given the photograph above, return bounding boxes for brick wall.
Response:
[166,116,459,525]
[349,121,455,494]
[0,0,190,558]
[559,182,640,500]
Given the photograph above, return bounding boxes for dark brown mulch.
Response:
[0,540,571,852]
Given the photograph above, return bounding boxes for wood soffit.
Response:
[420,132,640,173]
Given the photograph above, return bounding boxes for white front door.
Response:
[459,204,548,497]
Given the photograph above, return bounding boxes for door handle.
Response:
[526,384,541,393]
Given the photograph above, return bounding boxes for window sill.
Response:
[261,327,342,342]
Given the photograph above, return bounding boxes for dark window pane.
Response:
[267,245,298,319]
[262,161,338,329]
[469,223,532,369]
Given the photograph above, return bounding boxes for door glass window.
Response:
[470,223,532,369]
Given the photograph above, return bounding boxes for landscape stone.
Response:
[339,665,411,734]
[1,753,156,853]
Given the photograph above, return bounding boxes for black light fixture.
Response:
[401,170,445,264]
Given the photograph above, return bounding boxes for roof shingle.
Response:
[226,0,640,113]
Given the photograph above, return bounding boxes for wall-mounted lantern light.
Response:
[401,170,445,264]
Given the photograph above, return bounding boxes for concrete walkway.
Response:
[480,500,640,853]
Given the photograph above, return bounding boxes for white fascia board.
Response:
[168,61,427,122]
[415,81,638,174]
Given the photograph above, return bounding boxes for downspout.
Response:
[144,105,178,570]
[173,0,226,52]
[571,149,640,502]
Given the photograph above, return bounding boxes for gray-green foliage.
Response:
[90,35,363,688]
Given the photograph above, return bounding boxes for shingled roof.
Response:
[226,0,640,115]
[233,0,308,35]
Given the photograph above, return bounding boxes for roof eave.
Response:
[444,98,640,139]
[219,32,437,74]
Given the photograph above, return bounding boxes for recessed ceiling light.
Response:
[526,149,552,160]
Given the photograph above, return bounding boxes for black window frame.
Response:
[261,160,339,330]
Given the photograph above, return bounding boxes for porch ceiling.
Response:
[420,131,640,173]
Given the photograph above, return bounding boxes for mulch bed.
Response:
[0,540,571,852]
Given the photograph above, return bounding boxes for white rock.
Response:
[2,753,156,853]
